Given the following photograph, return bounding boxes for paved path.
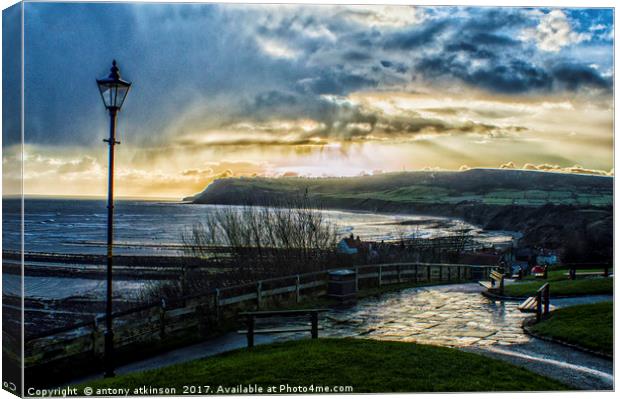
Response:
[73,284,613,390]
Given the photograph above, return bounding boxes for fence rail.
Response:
[23,262,493,370]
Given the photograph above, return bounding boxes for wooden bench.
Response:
[518,283,550,322]
[566,266,611,280]
[478,270,504,295]
[238,309,329,348]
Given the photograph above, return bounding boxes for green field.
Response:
[75,339,568,394]
[190,169,613,208]
[530,302,612,355]
[503,275,612,298]
[244,181,611,207]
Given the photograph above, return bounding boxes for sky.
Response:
[2,2,615,198]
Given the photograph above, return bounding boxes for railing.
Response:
[22,262,494,371]
[536,283,550,322]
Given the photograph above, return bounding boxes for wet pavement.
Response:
[73,283,613,390]
[320,283,531,347]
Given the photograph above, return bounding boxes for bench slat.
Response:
[239,309,329,318]
[518,296,537,312]
[490,271,503,279]
[517,297,530,309]
[238,327,324,335]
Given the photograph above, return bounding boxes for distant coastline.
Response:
[187,169,612,261]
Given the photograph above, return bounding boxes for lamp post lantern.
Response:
[96,60,131,378]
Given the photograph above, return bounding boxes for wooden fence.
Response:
[24,263,493,372]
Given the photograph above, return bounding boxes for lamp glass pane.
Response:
[115,85,129,108]
[98,82,113,108]
[98,79,130,109]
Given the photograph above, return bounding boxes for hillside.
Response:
[187,169,612,208]
[186,169,613,261]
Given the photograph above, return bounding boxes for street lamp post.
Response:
[96,60,131,378]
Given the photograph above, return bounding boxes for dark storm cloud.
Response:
[251,91,299,111]
[409,8,611,94]
[380,60,408,73]
[343,50,373,62]
[551,63,611,90]
[415,53,611,94]
[443,42,495,59]
[471,32,519,47]
[461,8,530,32]
[416,56,553,94]
[15,3,613,148]
[383,20,449,50]
[295,71,378,95]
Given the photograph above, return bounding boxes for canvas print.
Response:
[1,1,614,396]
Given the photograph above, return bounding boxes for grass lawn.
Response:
[530,302,613,356]
[74,339,568,394]
[503,275,612,298]
[520,268,607,282]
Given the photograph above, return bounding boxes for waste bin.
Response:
[328,269,356,305]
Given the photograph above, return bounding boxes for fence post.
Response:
[397,264,401,283]
[92,317,104,357]
[247,316,255,348]
[536,290,542,322]
[414,264,418,283]
[159,302,167,340]
[439,265,443,281]
[378,265,382,286]
[196,303,207,337]
[355,267,359,292]
[543,285,550,316]
[215,288,221,323]
[256,281,262,310]
[427,265,431,282]
[311,312,319,339]
[295,275,301,303]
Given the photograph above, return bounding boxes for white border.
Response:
[0,1,616,399]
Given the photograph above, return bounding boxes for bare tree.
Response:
[181,195,339,280]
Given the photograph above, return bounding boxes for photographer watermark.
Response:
[32,384,355,396]
[27,387,80,397]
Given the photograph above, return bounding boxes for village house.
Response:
[536,249,559,266]
[337,234,374,256]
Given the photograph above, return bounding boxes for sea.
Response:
[2,198,516,299]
